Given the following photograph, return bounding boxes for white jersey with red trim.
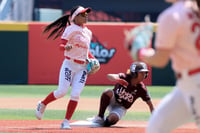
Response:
[147,1,200,133]
[61,24,92,61]
[155,1,200,73]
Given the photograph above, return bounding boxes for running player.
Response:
[137,0,200,132]
[35,5,99,129]
[87,62,154,127]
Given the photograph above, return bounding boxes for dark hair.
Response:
[197,0,200,9]
[42,6,80,40]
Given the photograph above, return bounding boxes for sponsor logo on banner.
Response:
[90,35,116,64]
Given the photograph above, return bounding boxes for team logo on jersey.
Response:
[116,87,133,103]
[90,35,116,64]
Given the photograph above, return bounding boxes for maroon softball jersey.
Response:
[113,73,151,109]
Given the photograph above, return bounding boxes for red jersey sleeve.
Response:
[88,50,95,59]
[59,39,68,51]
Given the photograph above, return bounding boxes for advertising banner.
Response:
[28,22,152,85]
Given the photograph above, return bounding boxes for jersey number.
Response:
[191,22,200,53]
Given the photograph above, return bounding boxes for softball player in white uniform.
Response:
[35,6,98,129]
[138,0,200,132]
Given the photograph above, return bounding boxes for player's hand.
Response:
[86,58,100,75]
[64,45,72,51]
[124,15,154,61]
[116,78,128,87]
[138,47,155,60]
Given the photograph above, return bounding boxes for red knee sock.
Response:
[65,100,78,120]
[41,91,56,105]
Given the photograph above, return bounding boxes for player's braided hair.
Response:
[43,6,80,40]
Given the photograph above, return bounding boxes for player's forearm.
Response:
[147,101,154,113]
[59,39,68,51]
[107,74,119,81]
[107,74,128,87]
[149,105,154,113]
[141,49,170,68]
[143,55,167,68]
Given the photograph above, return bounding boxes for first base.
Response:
[70,120,102,127]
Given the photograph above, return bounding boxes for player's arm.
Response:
[140,13,176,68]
[59,39,72,51]
[59,39,67,50]
[141,83,154,113]
[86,51,100,75]
[107,74,119,81]
[140,48,171,68]
[107,74,128,87]
[146,100,154,113]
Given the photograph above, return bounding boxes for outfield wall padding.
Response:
[0,23,28,84]
[0,22,175,85]
[28,22,152,85]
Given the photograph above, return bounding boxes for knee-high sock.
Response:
[65,100,78,120]
[41,91,56,105]
[98,93,110,118]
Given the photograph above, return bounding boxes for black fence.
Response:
[34,0,170,22]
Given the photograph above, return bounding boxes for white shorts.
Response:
[107,91,127,120]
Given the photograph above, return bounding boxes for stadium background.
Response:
[0,1,198,132]
[0,0,175,86]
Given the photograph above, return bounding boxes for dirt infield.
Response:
[0,97,160,111]
[0,120,198,133]
[0,97,199,133]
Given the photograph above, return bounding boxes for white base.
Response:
[70,120,102,127]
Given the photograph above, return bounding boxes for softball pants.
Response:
[53,59,88,101]
[146,73,200,133]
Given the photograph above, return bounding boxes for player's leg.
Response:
[105,105,127,127]
[61,68,88,129]
[35,59,72,120]
[180,74,200,130]
[98,89,113,118]
[190,87,200,130]
[54,59,74,99]
[190,94,200,129]
[104,113,119,127]
[146,87,192,133]
[87,89,113,126]
[41,59,72,104]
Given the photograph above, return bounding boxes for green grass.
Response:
[0,109,151,121]
[0,85,172,99]
[0,85,109,98]
[0,85,173,121]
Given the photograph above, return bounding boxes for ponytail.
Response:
[42,5,83,40]
[43,14,71,40]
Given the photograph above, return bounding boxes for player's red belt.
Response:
[176,67,200,79]
[65,56,85,64]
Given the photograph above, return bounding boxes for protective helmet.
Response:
[130,62,149,73]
